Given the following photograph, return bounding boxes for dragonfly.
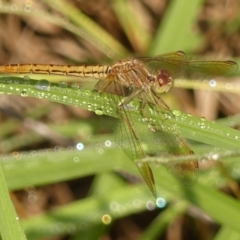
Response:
[0,51,238,197]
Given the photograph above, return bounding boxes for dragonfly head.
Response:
[151,69,173,94]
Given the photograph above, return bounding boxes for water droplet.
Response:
[200,117,206,121]
[235,136,239,140]
[24,6,32,12]
[164,113,171,119]
[13,79,19,84]
[156,197,167,208]
[105,140,112,147]
[172,109,181,117]
[12,151,19,157]
[62,95,68,102]
[209,79,216,87]
[133,199,142,208]
[146,200,156,211]
[102,214,112,225]
[148,123,157,132]
[110,202,120,212]
[95,109,103,115]
[23,75,30,80]
[73,157,79,162]
[198,122,205,129]
[98,148,104,154]
[7,79,13,84]
[76,142,84,151]
[35,79,50,91]
[210,153,219,161]
[225,83,233,90]
[10,4,17,11]
[59,81,68,88]
[20,90,28,97]
[71,82,80,89]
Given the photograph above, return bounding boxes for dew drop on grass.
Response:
[105,140,112,147]
[209,79,217,87]
[36,79,50,91]
[76,142,84,151]
[95,109,103,115]
[110,201,120,212]
[71,82,80,89]
[10,4,17,11]
[102,214,112,225]
[21,90,28,97]
[24,6,32,12]
[172,109,181,117]
[59,81,68,88]
[98,148,104,154]
[23,75,30,80]
[133,198,142,208]
[146,200,156,211]
[156,197,167,208]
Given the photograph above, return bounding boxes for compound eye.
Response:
[152,69,173,94]
[157,70,171,87]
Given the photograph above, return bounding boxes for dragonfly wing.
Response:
[144,95,199,185]
[115,109,157,197]
[94,79,131,96]
[166,160,198,185]
[184,60,238,79]
[139,51,188,78]
[139,51,238,79]
[137,162,156,197]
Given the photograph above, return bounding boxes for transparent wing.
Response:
[183,60,238,79]
[137,51,188,78]
[115,104,157,197]
[94,79,131,96]
[144,96,199,185]
[115,94,198,188]
[138,51,238,79]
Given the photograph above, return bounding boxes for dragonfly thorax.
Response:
[109,59,151,89]
[111,58,144,73]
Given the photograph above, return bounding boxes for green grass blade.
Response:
[149,0,203,54]
[154,169,240,232]
[214,226,240,240]
[0,76,239,150]
[0,164,27,240]
[110,0,151,52]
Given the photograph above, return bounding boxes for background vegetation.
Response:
[0,0,240,239]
